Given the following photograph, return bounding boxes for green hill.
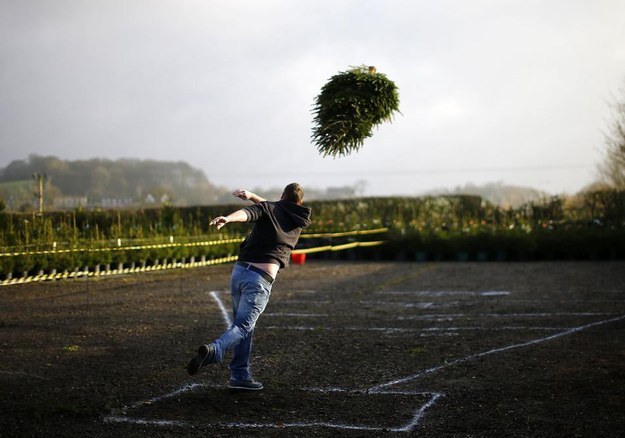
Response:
[0,155,230,210]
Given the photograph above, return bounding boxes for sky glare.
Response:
[1,0,624,196]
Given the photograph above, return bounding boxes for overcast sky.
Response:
[1,0,624,196]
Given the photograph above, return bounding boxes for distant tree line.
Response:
[0,155,231,210]
[425,181,548,209]
[0,156,372,211]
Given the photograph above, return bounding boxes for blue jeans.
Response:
[212,263,273,381]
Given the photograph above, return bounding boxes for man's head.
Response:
[281,182,304,205]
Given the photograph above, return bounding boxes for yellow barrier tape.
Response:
[293,240,385,254]
[0,255,240,287]
[0,237,386,287]
[300,227,388,239]
[0,238,245,258]
[0,228,388,258]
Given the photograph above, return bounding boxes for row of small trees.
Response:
[1,190,624,278]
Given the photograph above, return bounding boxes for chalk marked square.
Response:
[109,384,438,431]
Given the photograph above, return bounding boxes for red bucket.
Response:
[291,253,306,265]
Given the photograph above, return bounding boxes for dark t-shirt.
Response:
[238,200,312,268]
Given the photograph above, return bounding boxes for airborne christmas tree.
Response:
[311,65,400,158]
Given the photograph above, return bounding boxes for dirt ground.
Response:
[1,260,624,437]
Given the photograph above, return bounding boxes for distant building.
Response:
[98,198,134,208]
[326,186,357,199]
[53,196,88,209]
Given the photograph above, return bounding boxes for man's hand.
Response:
[232,189,252,200]
[209,216,229,230]
[232,189,266,203]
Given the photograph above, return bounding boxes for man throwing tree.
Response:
[187,183,312,390]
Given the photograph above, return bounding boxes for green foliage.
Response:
[312,65,400,157]
[582,190,625,222]
[1,191,624,279]
[306,192,625,261]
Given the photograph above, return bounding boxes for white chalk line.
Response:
[421,326,566,332]
[264,312,329,317]
[507,299,625,303]
[368,313,625,393]
[207,292,331,324]
[103,383,207,426]
[106,382,444,433]
[376,290,511,297]
[263,325,569,333]
[420,332,460,337]
[122,383,205,413]
[303,386,445,432]
[263,312,615,326]
[0,370,49,380]
[361,300,625,309]
[290,289,318,294]
[263,311,613,322]
[208,291,231,327]
[208,291,328,322]
[398,312,613,321]
[359,300,460,308]
[104,415,187,427]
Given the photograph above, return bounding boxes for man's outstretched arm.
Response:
[209,188,265,230]
[209,209,248,230]
[232,189,266,204]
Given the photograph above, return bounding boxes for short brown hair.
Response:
[282,183,304,204]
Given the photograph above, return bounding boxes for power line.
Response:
[211,164,593,178]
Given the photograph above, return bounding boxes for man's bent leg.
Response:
[225,271,272,379]
[212,324,245,363]
[230,329,254,381]
[211,263,250,363]
[189,268,271,376]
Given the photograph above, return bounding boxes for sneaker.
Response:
[187,344,216,376]
[228,379,264,391]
